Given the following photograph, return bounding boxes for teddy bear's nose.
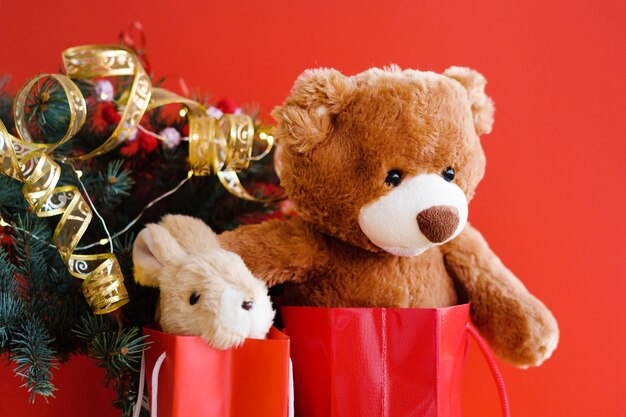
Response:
[241,301,254,311]
[416,206,459,243]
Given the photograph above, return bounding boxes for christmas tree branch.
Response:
[11,320,58,403]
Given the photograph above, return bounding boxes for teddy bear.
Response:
[217,65,559,367]
[133,214,275,349]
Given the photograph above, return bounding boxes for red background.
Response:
[1,0,625,416]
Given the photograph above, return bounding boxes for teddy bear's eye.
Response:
[189,292,201,305]
[442,167,455,182]
[385,170,403,187]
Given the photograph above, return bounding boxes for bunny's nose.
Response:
[241,301,254,311]
[416,206,459,243]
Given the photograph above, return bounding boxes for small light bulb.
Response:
[99,238,109,245]
[192,133,199,140]
[259,132,268,140]
[179,108,188,117]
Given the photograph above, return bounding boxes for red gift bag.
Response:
[281,303,508,417]
[142,325,291,417]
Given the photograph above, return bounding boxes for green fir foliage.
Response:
[11,320,58,403]
[0,67,281,415]
[25,77,72,143]
[74,315,150,381]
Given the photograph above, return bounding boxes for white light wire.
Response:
[75,174,191,250]
[0,171,192,252]
[136,125,188,142]
[65,161,114,253]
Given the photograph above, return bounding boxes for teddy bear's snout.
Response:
[416,206,459,243]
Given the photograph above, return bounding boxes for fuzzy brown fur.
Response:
[219,66,558,367]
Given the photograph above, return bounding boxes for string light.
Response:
[75,174,192,251]
[3,109,268,254]
[137,124,189,142]
[258,132,274,143]
[3,119,272,252]
[0,171,193,252]
[0,217,57,249]
[137,119,273,146]
[65,162,114,254]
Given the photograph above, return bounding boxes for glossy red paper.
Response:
[143,326,290,417]
[281,304,470,417]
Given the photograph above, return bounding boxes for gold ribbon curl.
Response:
[0,45,273,314]
[0,82,127,315]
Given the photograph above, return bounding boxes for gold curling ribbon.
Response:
[148,87,273,200]
[0,45,274,314]
[0,90,128,315]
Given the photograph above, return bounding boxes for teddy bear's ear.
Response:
[272,68,354,153]
[133,223,187,287]
[443,66,495,136]
[157,214,221,254]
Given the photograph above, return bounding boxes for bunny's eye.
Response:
[189,292,200,305]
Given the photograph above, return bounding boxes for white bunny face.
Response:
[133,215,275,349]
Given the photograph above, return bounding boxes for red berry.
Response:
[216,97,239,114]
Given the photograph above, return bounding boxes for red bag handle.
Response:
[467,324,511,417]
[131,351,167,417]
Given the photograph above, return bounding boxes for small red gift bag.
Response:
[281,303,508,417]
[143,325,291,417]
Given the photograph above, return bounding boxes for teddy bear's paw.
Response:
[523,309,559,368]
[499,299,560,368]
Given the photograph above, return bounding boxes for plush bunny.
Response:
[133,214,275,349]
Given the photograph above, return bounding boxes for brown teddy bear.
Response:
[219,65,558,367]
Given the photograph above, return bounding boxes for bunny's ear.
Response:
[133,223,187,287]
[157,214,221,254]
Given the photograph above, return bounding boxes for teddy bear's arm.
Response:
[218,217,328,287]
[441,224,559,368]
